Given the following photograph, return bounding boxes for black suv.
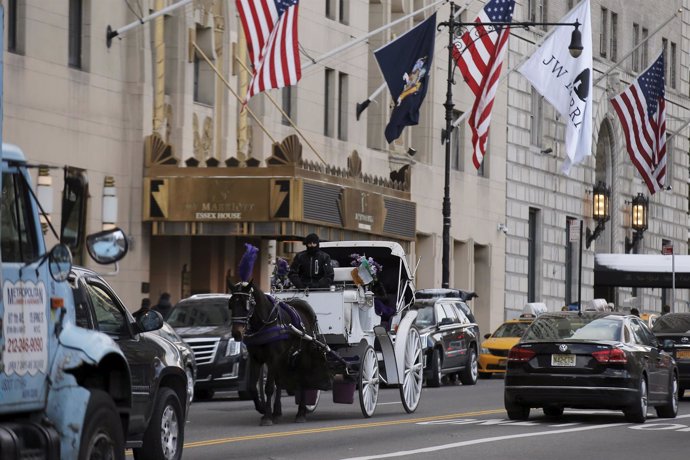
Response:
[411,289,480,387]
[70,267,190,460]
[167,294,252,400]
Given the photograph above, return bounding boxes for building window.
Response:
[530,88,543,147]
[567,0,574,10]
[565,217,576,305]
[282,87,295,126]
[193,26,215,106]
[326,0,348,24]
[8,0,19,53]
[338,73,348,141]
[600,7,608,58]
[527,0,547,28]
[632,23,640,72]
[324,68,335,137]
[528,208,539,303]
[662,38,668,82]
[610,12,618,61]
[670,42,677,89]
[451,110,464,171]
[477,137,487,177]
[641,27,649,66]
[68,0,83,68]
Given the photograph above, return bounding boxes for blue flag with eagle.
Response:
[375,13,436,143]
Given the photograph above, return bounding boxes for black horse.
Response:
[228,280,329,425]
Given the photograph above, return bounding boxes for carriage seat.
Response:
[333,267,355,284]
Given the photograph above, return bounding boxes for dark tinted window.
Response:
[524,315,622,341]
[85,283,126,336]
[413,306,434,327]
[652,314,690,334]
[168,300,230,327]
[1,171,39,262]
[492,322,530,338]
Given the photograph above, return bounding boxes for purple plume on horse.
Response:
[239,243,259,282]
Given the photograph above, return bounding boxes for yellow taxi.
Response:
[478,316,535,378]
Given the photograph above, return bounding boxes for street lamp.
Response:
[585,181,611,248]
[625,193,648,253]
[437,3,584,288]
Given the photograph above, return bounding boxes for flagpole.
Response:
[234,56,327,165]
[106,0,193,48]
[356,0,478,120]
[302,0,445,72]
[192,43,277,146]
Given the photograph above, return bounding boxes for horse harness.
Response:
[238,291,310,346]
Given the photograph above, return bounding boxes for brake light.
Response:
[592,348,627,364]
[508,346,536,362]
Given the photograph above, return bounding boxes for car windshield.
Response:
[523,315,622,341]
[652,314,690,334]
[413,306,435,327]
[167,300,230,327]
[492,322,530,338]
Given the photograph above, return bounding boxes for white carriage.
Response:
[273,241,424,417]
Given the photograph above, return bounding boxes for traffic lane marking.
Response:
[340,413,690,460]
[182,409,505,449]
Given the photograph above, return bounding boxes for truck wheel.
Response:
[78,389,125,460]
[134,388,184,460]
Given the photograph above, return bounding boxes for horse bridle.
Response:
[231,284,280,327]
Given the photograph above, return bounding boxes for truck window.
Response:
[1,171,39,262]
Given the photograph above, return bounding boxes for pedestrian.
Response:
[630,307,640,317]
[152,292,173,320]
[288,233,334,289]
[133,298,151,320]
[662,304,671,315]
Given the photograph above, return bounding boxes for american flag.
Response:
[611,52,667,194]
[236,0,301,101]
[452,0,515,169]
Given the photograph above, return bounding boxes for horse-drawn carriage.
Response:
[229,241,424,423]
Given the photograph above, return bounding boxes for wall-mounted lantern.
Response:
[586,181,610,248]
[625,193,649,253]
[102,176,118,231]
[37,167,53,234]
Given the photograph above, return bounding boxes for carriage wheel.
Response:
[358,346,380,418]
[399,326,423,413]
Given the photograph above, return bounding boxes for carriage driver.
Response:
[288,233,334,289]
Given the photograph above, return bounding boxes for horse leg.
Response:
[249,361,264,415]
[272,381,282,417]
[295,387,307,423]
[260,368,275,426]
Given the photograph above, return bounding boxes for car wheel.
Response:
[459,348,478,385]
[543,405,564,417]
[194,388,215,401]
[624,376,648,423]
[78,389,125,460]
[427,349,443,388]
[505,394,530,421]
[655,373,679,419]
[478,372,491,379]
[134,388,184,460]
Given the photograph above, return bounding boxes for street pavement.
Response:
[158,379,690,460]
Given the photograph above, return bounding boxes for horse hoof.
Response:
[260,418,273,426]
[295,416,306,423]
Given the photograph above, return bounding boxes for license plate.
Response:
[676,350,690,360]
[551,354,576,367]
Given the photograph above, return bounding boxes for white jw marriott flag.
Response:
[519,0,592,174]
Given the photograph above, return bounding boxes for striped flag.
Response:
[611,52,667,194]
[452,0,515,169]
[236,0,301,101]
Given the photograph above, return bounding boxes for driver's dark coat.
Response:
[288,249,334,289]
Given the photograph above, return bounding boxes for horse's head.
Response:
[228,280,255,342]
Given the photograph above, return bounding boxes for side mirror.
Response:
[48,244,73,282]
[136,310,164,333]
[86,228,128,264]
[484,333,491,340]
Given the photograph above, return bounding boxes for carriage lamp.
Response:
[625,193,649,253]
[102,176,118,231]
[37,166,53,234]
[585,181,610,248]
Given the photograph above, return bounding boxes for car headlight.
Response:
[480,347,489,355]
[225,339,241,357]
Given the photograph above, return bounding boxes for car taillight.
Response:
[508,346,536,362]
[592,348,627,364]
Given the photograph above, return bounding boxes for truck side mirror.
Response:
[86,228,128,264]
[48,244,73,282]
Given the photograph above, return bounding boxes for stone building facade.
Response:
[3,0,687,333]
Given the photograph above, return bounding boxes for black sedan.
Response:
[504,312,679,423]
[167,294,251,400]
[70,267,189,460]
[652,312,690,398]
